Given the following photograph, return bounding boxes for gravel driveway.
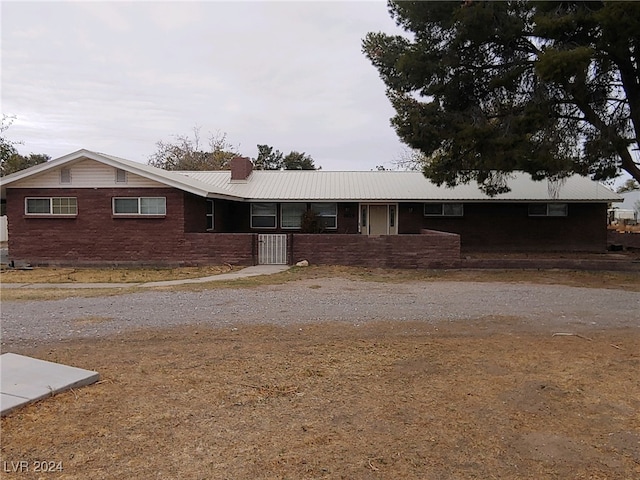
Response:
[2,278,639,347]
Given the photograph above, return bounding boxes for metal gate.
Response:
[258,234,288,265]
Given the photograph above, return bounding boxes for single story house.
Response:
[0,149,621,268]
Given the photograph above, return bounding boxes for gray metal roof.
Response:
[0,149,621,203]
[179,170,621,202]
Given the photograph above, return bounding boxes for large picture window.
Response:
[424,203,463,216]
[281,203,306,229]
[251,203,277,228]
[528,203,568,217]
[311,203,337,229]
[26,197,77,215]
[113,197,166,215]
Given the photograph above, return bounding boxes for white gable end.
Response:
[8,159,165,189]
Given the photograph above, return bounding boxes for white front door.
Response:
[360,204,398,235]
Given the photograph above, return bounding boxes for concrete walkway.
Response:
[0,264,290,289]
[1,353,99,416]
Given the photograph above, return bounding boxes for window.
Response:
[311,203,337,229]
[115,168,127,183]
[251,203,277,228]
[547,203,568,216]
[113,197,166,215]
[26,197,77,215]
[140,197,165,214]
[528,203,568,217]
[281,203,306,229]
[424,203,463,216]
[60,168,71,184]
[206,199,214,230]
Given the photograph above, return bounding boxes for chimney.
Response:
[230,156,253,182]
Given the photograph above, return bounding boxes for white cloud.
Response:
[1,0,405,170]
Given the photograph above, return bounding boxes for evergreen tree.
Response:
[363,1,640,194]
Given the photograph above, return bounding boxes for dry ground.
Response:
[0,265,235,284]
[2,264,640,303]
[1,319,639,479]
[1,266,639,479]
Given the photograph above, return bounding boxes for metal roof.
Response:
[179,170,621,202]
[1,149,621,203]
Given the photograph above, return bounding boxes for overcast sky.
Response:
[1,0,415,171]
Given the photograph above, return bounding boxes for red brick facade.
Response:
[608,231,640,250]
[6,186,610,266]
[290,230,460,268]
[397,202,608,252]
[6,188,254,266]
[206,199,608,252]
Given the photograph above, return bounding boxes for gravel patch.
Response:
[2,278,639,347]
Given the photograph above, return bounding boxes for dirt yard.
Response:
[1,272,639,479]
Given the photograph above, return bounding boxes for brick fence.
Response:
[290,230,461,269]
[608,231,640,250]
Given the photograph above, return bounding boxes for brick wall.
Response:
[290,230,460,268]
[6,188,255,266]
[7,185,609,267]
[399,202,608,252]
[209,200,358,233]
[608,231,640,249]
[183,233,255,265]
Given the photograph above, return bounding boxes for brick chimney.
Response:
[230,156,253,182]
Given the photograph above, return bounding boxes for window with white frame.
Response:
[528,203,568,217]
[311,203,337,229]
[251,203,277,228]
[206,199,214,230]
[424,203,463,216]
[113,197,166,215]
[26,197,77,215]
[281,203,306,229]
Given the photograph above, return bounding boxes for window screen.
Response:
[251,203,277,228]
[281,203,306,229]
[26,197,77,215]
[113,197,166,215]
[424,203,463,216]
[310,203,337,229]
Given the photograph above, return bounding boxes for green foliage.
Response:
[363,1,640,194]
[1,115,20,176]
[2,153,50,177]
[300,209,323,233]
[1,115,50,176]
[282,151,317,170]
[253,146,319,170]
[254,144,284,170]
[149,127,239,170]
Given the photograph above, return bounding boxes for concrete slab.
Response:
[138,264,290,287]
[0,353,99,416]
